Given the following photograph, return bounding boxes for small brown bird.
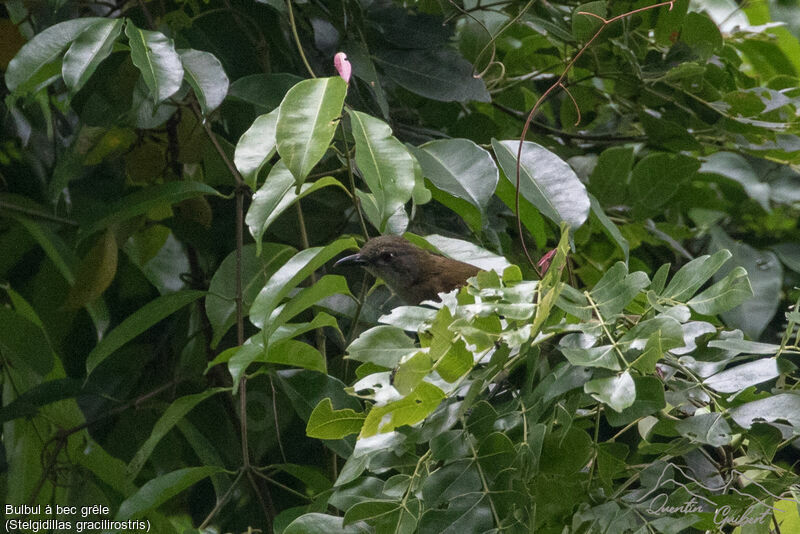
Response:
[335,235,482,305]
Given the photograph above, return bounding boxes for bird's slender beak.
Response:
[335,253,367,267]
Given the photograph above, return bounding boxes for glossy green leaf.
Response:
[307,398,365,439]
[393,352,432,395]
[127,388,228,479]
[361,381,445,437]
[285,513,370,534]
[729,393,800,430]
[206,243,295,347]
[704,358,795,393]
[350,111,415,232]
[0,378,82,424]
[707,337,779,355]
[675,412,732,446]
[477,432,515,478]
[5,18,101,93]
[262,339,327,373]
[436,339,473,383]
[700,152,770,211]
[62,18,124,93]
[375,48,490,103]
[710,227,782,339]
[492,139,590,229]
[246,161,348,254]
[79,181,220,241]
[662,249,732,301]
[687,266,752,315]
[125,23,184,104]
[264,275,352,330]
[179,48,229,115]
[591,262,650,318]
[605,377,665,427]
[276,76,347,184]
[86,290,205,374]
[228,72,302,111]
[585,371,636,412]
[234,109,279,190]
[421,460,481,505]
[249,238,357,333]
[346,326,418,368]
[115,466,225,520]
[343,500,402,526]
[411,139,498,223]
[419,494,492,534]
[561,345,621,371]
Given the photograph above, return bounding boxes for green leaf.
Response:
[0,308,54,376]
[5,18,102,93]
[589,194,629,263]
[572,2,606,42]
[63,228,117,310]
[249,238,357,333]
[707,338,779,355]
[79,181,220,241]
[343,500,403,527]
[629,153,700,219]
[360,381,445,437]
[561,345,621,371]
[262,339,327,373]
[585,371,636,412]
[591,262,650,318]
[729,393,800,430]
[421,460,481,505]
[477,432,515,479]
[375,48,490,103]
[605,377,665,427]
[704,358,796,393]
[265,275,352,330]
[285,513,370,534]
[492,139,590,229]
[675,412,732,446]
[346,326,418,368]
[125,23,184,104]
[127,388,228,479]
[393,352,432,395]
[276,76,347,184]
[411,139,498,223]
[179,48,229,115]
[662,249,732,301]
[62,18,124,93]
[206,243,296,348]
[115,466,225,520]
[436,339,473,383]
[350,111,415,232]
[86,290,205,374]
[228,72,302,111]
[10,216,109,339]
[246,161,349,254]
[588,147,633,207]
[234,109,279,190]
[700,152,770,211]
[687,266,752,315]
[680,12,722,60]
[0,378,83,424]
[307,398,365,440]
[710,227,782,339]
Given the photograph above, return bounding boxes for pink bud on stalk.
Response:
[537,248,557,275]
[334,52,351,84]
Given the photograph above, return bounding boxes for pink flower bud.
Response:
[334,52,351,84]
[537,248,557,275]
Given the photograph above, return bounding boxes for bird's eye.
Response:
[380,251,395,261]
